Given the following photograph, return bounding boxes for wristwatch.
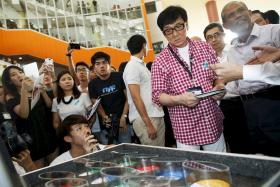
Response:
[122,114,128,118]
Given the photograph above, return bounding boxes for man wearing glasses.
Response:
[219,1,280,157]
[151,6,226,152]
[204,23,249,154]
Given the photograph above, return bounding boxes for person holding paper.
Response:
[88,52,131,145]
[151,6,226,152]
[2,66,58,168]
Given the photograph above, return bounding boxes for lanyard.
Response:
[168,44,193,80]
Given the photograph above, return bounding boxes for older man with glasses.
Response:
[151,6,226,152]
[216,1,280,157]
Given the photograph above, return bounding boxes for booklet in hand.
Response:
[86,98,101,120]
[196,89,226,99]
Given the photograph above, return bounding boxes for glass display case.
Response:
[21,143,280,187]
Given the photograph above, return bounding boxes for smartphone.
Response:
[69,43,81,49]
[44,58,53,65]
[196,89,226,99]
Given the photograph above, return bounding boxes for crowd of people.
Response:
[0,0,279,175]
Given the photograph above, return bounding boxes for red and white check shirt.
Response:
[151,39,224,145]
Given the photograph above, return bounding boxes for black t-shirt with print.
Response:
[88,72,126,120]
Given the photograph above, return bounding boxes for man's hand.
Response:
[211,84,226,100]
[247,45,280,64]
[38,83,47,94]
[83,135,98,153]
[67,44,73,56]
[119,115,128,133]
[147,122,157,140]
[102,116,112,128]
[178,92,199,108]
[210,63,243,83]
[39,63,55,75]
[22,76,34,92]
[12,149,37,171]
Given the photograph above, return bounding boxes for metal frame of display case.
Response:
[21,143,280,187]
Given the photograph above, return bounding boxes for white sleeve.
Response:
[98,144,106,150]
[51,98,58,112]
[81,93,92,108]
[243,62,280,85]
[50,151,73,166]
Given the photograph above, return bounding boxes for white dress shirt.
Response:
[219,44,239,98]
[228,23,280,94]
[243,62,280,85]
[123,56,164,122]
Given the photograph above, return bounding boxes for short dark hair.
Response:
[203,22,224,39]
[264,10,279,24]
[127,34,147,55]
[157,6,188,31]
[118,61,128,73]
[75,62,89,72]
[146,62,153,71]
[61,115,88,137]
[91,52,110,65]
[89,65,94,71]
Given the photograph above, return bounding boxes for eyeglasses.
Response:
[163,23,186,36]
[224,7,247,20]
[206,32,224,41]
[76,68,88,72]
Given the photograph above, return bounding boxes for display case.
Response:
[21,143,280,187]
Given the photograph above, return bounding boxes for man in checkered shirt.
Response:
[151,6,226,152]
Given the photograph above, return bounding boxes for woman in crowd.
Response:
[2,65,58,168]
[52,70,92,152]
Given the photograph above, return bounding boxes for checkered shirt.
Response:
[151,39,224,145]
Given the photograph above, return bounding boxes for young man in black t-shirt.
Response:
[88,52,132,144]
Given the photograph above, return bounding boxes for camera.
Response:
[104,114,119,144]
[0,112,32,157]
[69,43,81,49]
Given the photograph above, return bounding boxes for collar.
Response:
[232,23,260,47]
[168,37,192,52]
[131,56,144,65]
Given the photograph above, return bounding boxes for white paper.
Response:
[86,98,101,120]
[22,62,39,80]
[31,74,44,110]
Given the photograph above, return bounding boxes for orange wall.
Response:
[0,28,155,69]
